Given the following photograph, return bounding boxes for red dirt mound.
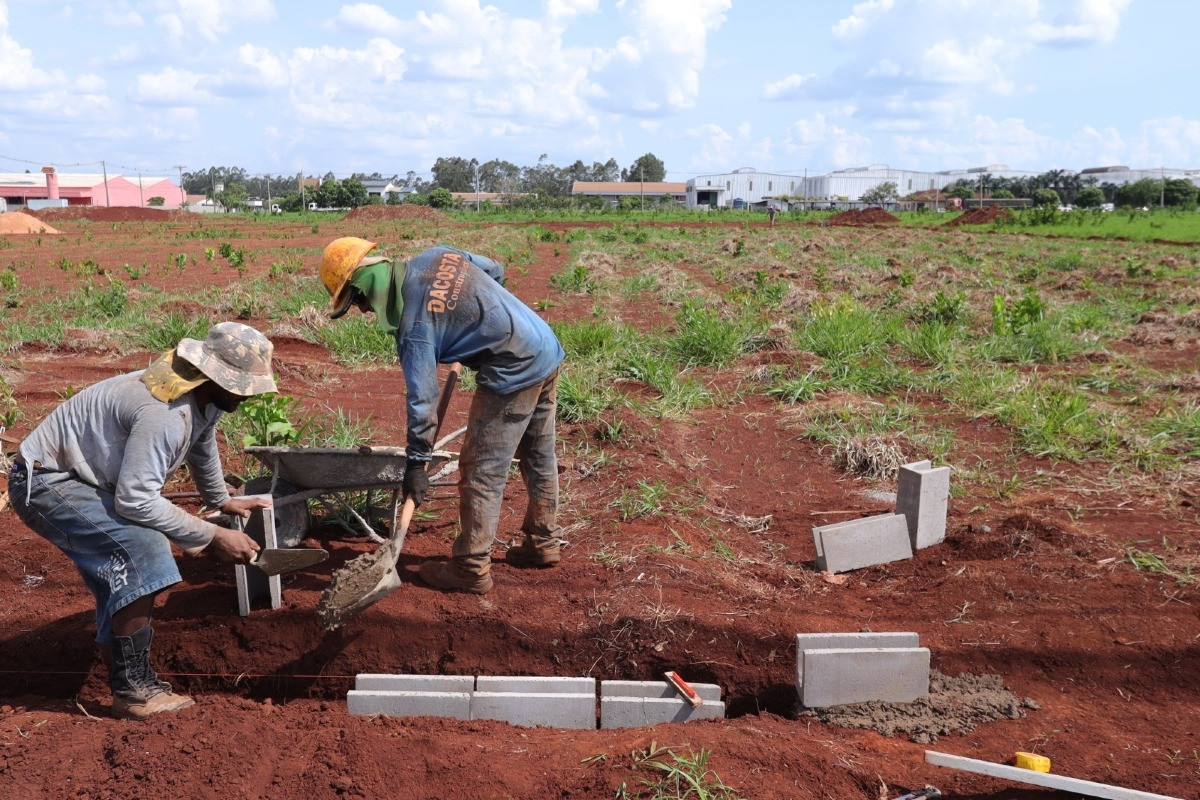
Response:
[30,206,194,223]
[828,207,901,225]
[343,204,448,222]
[0,211,61,235]
[944,206,1012,226]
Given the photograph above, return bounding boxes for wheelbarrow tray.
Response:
[245,446,409,490]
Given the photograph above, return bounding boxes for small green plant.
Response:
[550,263,596,294]
[224,391,310,449]
[205,247,216,261]
[991,290,1047,334]
[614,479,673,520]
[0,267,17,292]
[0,374,19,432]
[122,262,145,280]
[620,741,741,800]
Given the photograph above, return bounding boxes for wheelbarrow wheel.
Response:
[243,476,309,548]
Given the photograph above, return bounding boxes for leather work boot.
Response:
[505,537,561,568]
[109,625,195,721]
[418,561,493,595]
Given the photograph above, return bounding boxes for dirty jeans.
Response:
[8,465,180,645]
[454,370,561,575]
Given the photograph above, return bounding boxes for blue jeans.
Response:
[8,464,181,645]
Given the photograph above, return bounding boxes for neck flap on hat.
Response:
[141,349,208,402]
[349,258,407,336]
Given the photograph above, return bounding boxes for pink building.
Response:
[0,167,185,208]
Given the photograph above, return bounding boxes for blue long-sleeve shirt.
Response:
[396,246,564,461]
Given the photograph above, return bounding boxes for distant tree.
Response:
[274,191,303,212]
[478,159,521,194]
[522,154,569,197]
[428,187,454,209]
[621,153,665,182]
[147,196,165,207]
[990,188,1014,199]
[1163,177,1199,208]
[431,157,478,192]
[1098,182,1120,202]
[342,177,369,208]
[215,181,248,212]
[386,191,403,205]
[593,158,620,182]
[401,170,432,195]
[859,181,898,204]
[1074,187,1104,208]
[947,183,975,201]
[1031,188,1060,207]
[1114,179,1160,209]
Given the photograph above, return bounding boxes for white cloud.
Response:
[327,3,405,36]
[832,0,895,40]
[156,0,276,44]
[1125,117,1200,167]
[547,0,600,19]
[131,67,216,106]
[782,112,874,169]
[1028,0,1131,46]
[763,73,817,101]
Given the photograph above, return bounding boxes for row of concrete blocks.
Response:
[795,632,930,708]
[347,674,726,729]
[813,460,951,574]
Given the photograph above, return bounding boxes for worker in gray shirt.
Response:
[9,322,277,720]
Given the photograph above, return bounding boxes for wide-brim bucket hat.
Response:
[176,322,277,396]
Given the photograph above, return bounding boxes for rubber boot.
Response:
[505,535,561,568]
[418,560,493,595]
[110,624,195,720]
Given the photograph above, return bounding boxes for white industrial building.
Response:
[687,168,805,209]
[1078,166,1200,188]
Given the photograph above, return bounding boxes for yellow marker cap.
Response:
[1014,752,1051,773]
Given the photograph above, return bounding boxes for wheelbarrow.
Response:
[243,435,464,548]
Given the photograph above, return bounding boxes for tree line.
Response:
[937,170,1198,209]
[179,153,667,211]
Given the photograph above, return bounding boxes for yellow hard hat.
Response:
[318,237,379,317]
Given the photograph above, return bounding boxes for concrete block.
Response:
[794,633,920,689]
[235,498,280,616]
[347,690,471,719]
[896,462,951,550]
[601,680,722,703]
[600,696,726,728]
[355,674,475,693]
[813,513,913,573]
[470,691,596,729]
[801,647,930,708]
[475,675,595,694]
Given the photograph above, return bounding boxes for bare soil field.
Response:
[0,212,1198,799]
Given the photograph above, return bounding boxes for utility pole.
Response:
[803,168,807,211]
[640,165,644,212]
[1160,166,1165,209]
[173,164,186,209]
[266,175,272,212]
[101,160,110,206]
[137,172,145,207]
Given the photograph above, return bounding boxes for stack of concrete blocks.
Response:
[811,460,950,574]
[600,680,724,728]
[347,674,724,729]
[795,632,930,708]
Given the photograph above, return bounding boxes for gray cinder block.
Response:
[601,680,722,703]
[812,513,913,573]
[795,633,920,689]
[356,674,475,693]
[235,498,280,616]
[475,675,595,694]
[600,696,726,728]
[801,647,930,708]
[470,691,596,729]
[896,462,951,549]
[347,690,471,719]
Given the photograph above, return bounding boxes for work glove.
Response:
[403,458,429,507]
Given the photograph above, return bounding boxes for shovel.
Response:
[316,362,461,630]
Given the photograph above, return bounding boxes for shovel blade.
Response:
[251,548,328,577]
[316,541,403,630]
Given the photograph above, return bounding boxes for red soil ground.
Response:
[944,207,1012,226]
[0,215,1197,799]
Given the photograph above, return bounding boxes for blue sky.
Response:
[1,0,1195,181]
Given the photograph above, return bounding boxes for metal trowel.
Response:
[250,547,328,576]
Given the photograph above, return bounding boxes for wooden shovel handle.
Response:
[432,362,461,445]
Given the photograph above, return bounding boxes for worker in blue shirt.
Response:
[318,239,565,594]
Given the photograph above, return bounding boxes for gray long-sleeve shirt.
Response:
[18,371,229,548]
